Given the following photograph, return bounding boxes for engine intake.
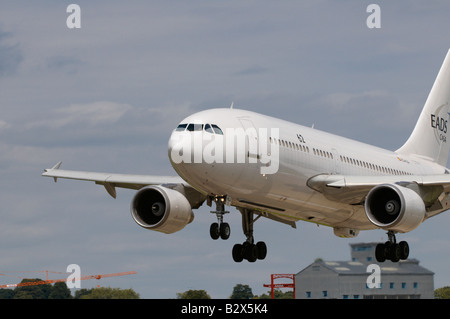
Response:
[131,185,194,234]
[364,183,425,233]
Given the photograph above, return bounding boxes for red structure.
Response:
[263,274,295,299]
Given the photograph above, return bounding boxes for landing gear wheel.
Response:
[256,241,267,260]
[210,223,220,240]
[398,241,409,260]
[220,223,230,240]
[375,231,410,263]
[387,242,400,262]
[375,243,386,262]
[243,243,258,263]
[232,244,244,263]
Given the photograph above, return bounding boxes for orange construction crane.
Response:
[0,271,137,288]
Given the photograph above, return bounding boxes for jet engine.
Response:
[364,183,426,233]
[131,185,194,234]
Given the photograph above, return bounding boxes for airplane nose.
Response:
[168,130,181,165]
[168,131,175,156]
[168,130,194,166]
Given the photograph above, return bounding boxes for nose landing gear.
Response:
[210,199,230,240]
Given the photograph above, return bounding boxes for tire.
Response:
[256,241,267,260]
[220,223,230,240]
[399,241,409,260]
[244,244,257,262]
[232,244,244,262]
[389,244,400,262]
[210,223,220,240]
[375,243,386,262]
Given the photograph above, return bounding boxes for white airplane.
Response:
[44,50,450,263]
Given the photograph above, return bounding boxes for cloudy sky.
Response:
[2,1,450,298]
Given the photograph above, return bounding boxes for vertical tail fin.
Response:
[396,50,450,166]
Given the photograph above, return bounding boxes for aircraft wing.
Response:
[42,162,200,201]
[307,173,450,207]
[43,162,294,227]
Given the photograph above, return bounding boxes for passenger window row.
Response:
[339,155,411,175]
[269,137,310,154]
[268,136,411,176]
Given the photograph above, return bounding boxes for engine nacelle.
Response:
[364,183,426,233]
[131,185,194,234]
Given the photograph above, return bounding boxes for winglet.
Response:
[45,161,62,182]
[52,161,62,170]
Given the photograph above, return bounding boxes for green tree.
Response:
[0,289,15,299]
[13,291,33,299]
[230,284,253,299]
[257,289,294,299]
[13,279,52,299]
[74,288,92,299]
[79,287,140,299]
[176,289,211,299]
[49,282,72,299]
[435,286,450,299]
[314,258,324,263]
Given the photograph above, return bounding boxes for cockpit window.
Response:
[178,123,222,134]
[205,124,214,133]
[204,123,223,135]
[187,123,203,131]
[175,123,187,131]
[212,124,223,135]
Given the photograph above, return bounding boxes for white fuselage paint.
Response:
[168,108,446,231]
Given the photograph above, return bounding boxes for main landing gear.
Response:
[232,208,267,263]
[375,231,409,263]
[209,197,267,263]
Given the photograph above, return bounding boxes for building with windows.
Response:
[295,242,434,299]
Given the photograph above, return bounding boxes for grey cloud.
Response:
[5,101,193,149]
[0,29,23,76]
[32,101,133,129]
[46,55,84,74]
[233,66,270,77]
[308,90,411,149]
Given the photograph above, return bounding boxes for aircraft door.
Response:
[331,148,341,174]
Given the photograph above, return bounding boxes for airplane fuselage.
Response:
[168,108,447,232]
